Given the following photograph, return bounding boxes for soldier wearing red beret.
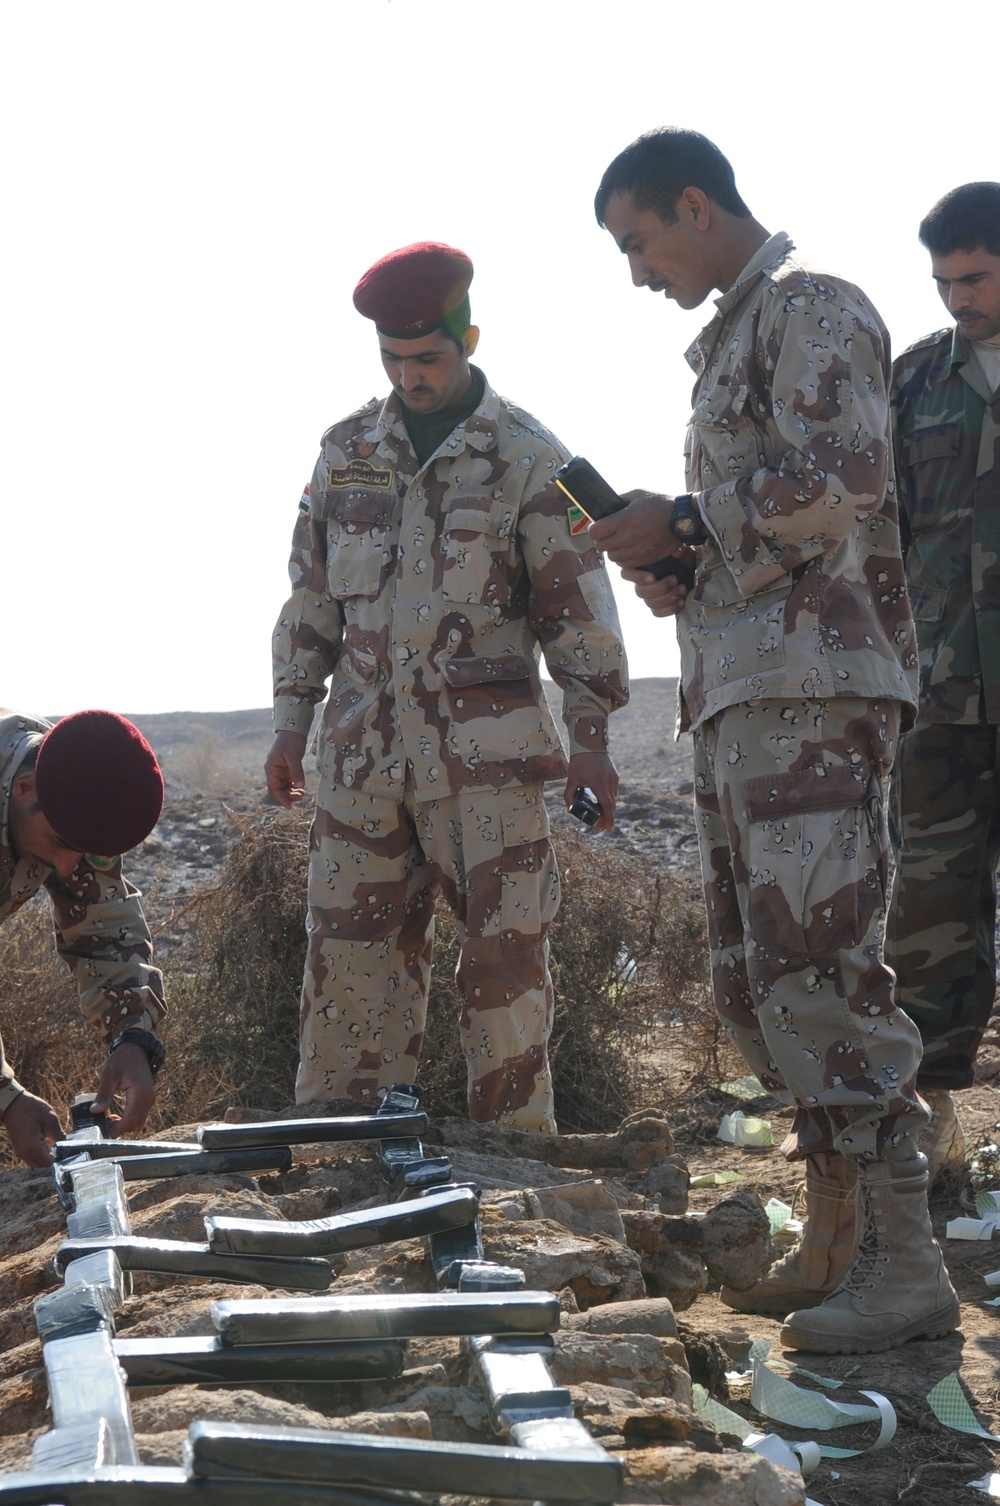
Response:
[0,709,167,1165]
[266,242,628,1130]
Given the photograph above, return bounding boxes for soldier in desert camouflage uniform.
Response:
[887,183,1000,1180]
[266,243,627,1132]
[0,709,167,1165]
[590,128,958,1355]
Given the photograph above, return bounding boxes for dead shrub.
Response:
[0,804,725,1151]
[169,810,716,1132]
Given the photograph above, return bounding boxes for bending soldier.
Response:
[1,709,167,1165]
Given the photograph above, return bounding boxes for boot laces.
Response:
[841,1181,888,1294]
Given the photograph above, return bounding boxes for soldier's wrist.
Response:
[100,1008,156,1044]
[0,1077,26,1120]
[568,717,610,758]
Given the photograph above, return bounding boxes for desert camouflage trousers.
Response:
[886,717,1000,1091]
[295,777,559,1132]
[692,696,927,1161]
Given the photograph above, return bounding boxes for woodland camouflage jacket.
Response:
[678,233,918,731]
[891,325,1000,726]
[0,712,165,1111]
[273,371,628,799]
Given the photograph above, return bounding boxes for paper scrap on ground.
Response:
[928,1372,998,1441]
[765,1197,793,1235]
[968,1473,1000,1496]
[949,1189,1000,1240]
[718,1111,773,1147]
[749,1339,843,1389]
[751,1361,896,1455]
[718,1074,766,1100]
[690,1170,743,1188]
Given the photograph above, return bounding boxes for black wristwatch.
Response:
[109,1028,166,1076]
[669,493,708,544]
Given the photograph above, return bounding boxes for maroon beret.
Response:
[35,710,164,857]
[353,242,474,338]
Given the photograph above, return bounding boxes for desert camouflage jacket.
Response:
[891,325,1000,725]
[273,369,628,798]
[0,712,166,1112]
[678,233,917,731]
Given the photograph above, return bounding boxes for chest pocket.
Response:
[902,422,961,467]
[689,382,770,488]
[326,490,394,601]
[441,499,516,606]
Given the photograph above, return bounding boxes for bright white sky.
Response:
[2,0,996,716]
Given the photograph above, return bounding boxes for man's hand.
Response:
[265,731,308,807]
[92,1044,155,1137]
[622,565,690,618]
[2,1090,63,1166]
[565,753,619,834]
[588,489,688,572]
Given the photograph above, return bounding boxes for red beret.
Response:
[353,242,474,338]
[35,710,164,857]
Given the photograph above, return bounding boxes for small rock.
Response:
[622,1448,805,1505]
[525,1179,626,1240]
[551,1331,691,1402]
[639,1249,708,1310]
[563,1296,679,1341]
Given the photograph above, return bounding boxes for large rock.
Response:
[638,1249,708,1310]
[568,1382,696,1445]
[621,1448,806,1505]
[563,1296,679,1340]
[644,1154,690,1214]
[551,1331,691,1402]
[481,1214,645,1305]
[525,1179,627,1240]
[623,1191,774,1294]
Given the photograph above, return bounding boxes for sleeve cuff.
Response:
[273,699,316,739]
[0,1077,25,1119]
[568,716,610,757]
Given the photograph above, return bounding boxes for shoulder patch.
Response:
[298,484,311,516]
[86,853,119,872]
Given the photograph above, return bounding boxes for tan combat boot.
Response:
[780,1155,960,1354]
[720,1152,858,1315]
[920,1089,966,1185]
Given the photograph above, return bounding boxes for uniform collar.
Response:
[366,366,500,456]
[686,232,795,374]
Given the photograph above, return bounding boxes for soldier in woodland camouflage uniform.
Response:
[590,128,958,1355]
[266,243,627,1132]
[0,710,167,1165]
[887,183,1000,1181]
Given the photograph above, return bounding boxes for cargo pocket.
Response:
[743,763,871,959]
[499,798,559,957]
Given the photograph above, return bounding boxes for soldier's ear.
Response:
[464,325,480,357]
[11,771,37,805]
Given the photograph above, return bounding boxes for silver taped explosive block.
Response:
[35,1283,117,1342]
[61,1249,130,1306]
[210,1289,561,1345]
[186,1418,623,1501]
[470,1335,574,1434]
[31,1419,111,1473]
[206,1183,479,1256]
[197,1112,428,1149]
[53,1139,198,1163]
[55,1145,293,1188]
[113,1335,405,1387]
[55,1235,334,1290]
[43,1332,137,1466]
[0,1469,415,1504]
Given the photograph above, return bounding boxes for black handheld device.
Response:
[569,786,602,827]
[554,456,695,590]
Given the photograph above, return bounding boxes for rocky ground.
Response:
[2,681,999,1504]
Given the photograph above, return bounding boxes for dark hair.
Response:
[595,127,751,227]
[919,182,1000,258]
